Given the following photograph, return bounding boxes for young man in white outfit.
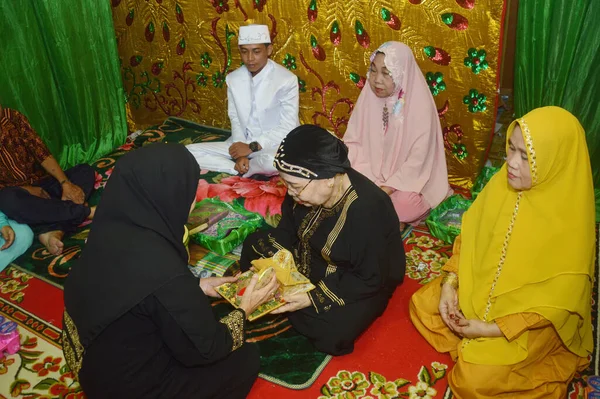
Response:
[186,24,300,177]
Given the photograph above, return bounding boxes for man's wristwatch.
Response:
[249,141,260,152]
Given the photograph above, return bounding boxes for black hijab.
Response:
[64,143,200,348]
[274,124,351,179]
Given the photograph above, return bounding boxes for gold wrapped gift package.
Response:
[251,249,315,295]
[216,249,315,321]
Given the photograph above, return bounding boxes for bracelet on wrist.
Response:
[441,272,458,289]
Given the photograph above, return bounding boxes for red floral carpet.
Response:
[0,227,594,398]
[0,268,76,398]
[0,228,452,398]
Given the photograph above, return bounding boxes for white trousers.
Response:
[186,142,278,177]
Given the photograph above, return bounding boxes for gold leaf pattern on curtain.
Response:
[111,0,506,189]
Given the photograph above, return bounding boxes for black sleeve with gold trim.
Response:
[61,310,84,380]
[219,309,246,351]
[307,281,343,313]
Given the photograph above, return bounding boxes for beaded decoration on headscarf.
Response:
[368,42,406,133]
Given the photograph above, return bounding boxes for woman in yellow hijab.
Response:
[410,106,595,398]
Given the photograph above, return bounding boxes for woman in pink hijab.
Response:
[344,41,451,226]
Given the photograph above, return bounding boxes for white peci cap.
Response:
[238,24,271,45]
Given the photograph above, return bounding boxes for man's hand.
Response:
[199,276,238,298]
[0,226,15,250]
[61,181,85,204]
[234,157,250,175]
[271,292,311,314]
[21,185,50,199]
[229,142,252,159]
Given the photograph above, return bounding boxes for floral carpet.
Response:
[0,267,79,398]
[0,226,596,398]
[0,227,452,399]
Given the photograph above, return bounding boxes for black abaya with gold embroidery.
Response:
[241,169,406,355]
[62,144,258,399]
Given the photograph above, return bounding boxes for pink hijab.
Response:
[344,41,450,208]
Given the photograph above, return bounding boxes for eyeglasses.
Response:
[282,179,312,197]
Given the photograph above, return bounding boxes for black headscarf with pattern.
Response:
[274,124,351,179]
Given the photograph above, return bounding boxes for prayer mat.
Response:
[189,251,239,278]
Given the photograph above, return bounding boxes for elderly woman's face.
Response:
[279,172,335,207]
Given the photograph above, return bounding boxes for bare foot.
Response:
[400,222,407,231]
[88,206,96,220]
[39,230,65,255]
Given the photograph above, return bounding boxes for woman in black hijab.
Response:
[62,143,277,399]
[240,125,406,356]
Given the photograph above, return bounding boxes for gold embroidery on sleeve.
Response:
[61,310,84,380]
[325,264,337,277]
[318,281,345,306]
[268,235,286,252]
[307,291,320,314]
[314,288,327,304]
[219,310,245,351]
[251,244,265,258]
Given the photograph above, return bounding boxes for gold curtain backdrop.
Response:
[111,0,506,189]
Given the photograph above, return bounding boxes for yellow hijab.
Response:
[458,106,595,365]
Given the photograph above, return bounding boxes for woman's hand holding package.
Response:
[271,292,311,314]
[199,276,238,298]
[238,274,279,316]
